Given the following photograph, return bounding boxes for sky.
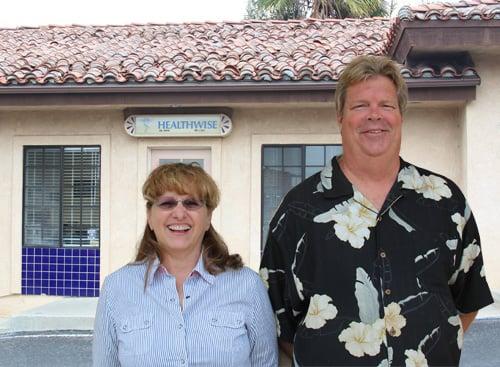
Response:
[0,0,443,28]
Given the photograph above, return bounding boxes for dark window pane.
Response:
[326,145,343,161]
[159,159,179,165]
[305,166,322,178]
[25,188,43,207]
[44,148,61,166]
[283,147,301,166]
[263,147,282,166]
[23,145,100,248]
[261,144,342,249]
[305,146,325,166]
[25,148,44,166]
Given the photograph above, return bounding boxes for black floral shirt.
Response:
[260,157,493,367]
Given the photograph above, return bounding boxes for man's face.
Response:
[338,75,402,161]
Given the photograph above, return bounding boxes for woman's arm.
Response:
[248,272,279,366]
[92,279,120,367]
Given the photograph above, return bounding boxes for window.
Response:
[261,144,342,245]
[23,146,101,248]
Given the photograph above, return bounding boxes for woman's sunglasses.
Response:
[154,197,205,211]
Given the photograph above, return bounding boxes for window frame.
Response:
[260,144,342,247]
[22,145,102,248]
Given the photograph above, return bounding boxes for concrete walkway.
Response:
[0,296,97,333]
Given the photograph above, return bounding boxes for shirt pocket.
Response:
[117,313,153,356]
[208,311,249,354]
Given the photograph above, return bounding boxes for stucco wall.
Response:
[0,104,464,296]
[463,54,500,291]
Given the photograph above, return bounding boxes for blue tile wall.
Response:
[21,247,100,297]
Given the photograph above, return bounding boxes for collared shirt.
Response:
[93,256,278,367]
[260,156,493,367]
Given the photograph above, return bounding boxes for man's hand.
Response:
[279,340,294,359]
[460,311,478,332]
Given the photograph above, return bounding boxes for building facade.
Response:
[0,0,499,298]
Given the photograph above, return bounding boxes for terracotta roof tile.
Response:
[0,19,390,86]
[398,0,500,21]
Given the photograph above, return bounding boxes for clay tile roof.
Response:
[0,18,390,86]
[398,0,500,21]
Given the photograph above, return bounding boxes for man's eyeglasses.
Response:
[154,197,205,211]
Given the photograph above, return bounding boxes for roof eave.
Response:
[389,19,500,63]
[0,78,479,107]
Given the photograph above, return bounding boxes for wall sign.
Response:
[124,114,232,137]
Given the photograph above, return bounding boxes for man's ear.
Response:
[337,114,343,132]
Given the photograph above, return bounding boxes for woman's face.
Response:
[147,191,211,257]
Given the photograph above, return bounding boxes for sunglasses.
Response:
[154,197,205,211]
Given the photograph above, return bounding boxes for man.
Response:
[260,55,493,366]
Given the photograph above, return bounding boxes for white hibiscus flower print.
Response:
[451,213,466,239]
[371,319,387,345]
[314,191,376,249]
[259,268,269,289]
[449,240,481,285]
[448,315,464,349]
[398,166,452,201]
[304,294,338,329]
[461,240,480,273]
[384,302,407,337]
[404,349,428,367]
[333,213,371,249]
[352,190,378,227]
[338,321,382,357]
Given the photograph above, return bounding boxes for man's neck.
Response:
[339,154,400,183]
[338,154,400,210]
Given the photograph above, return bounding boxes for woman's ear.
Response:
[147,208,153,232]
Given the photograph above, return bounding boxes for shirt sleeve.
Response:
[450,208,494,314]
[92,278,120,367]
[260,206,306,344]
[247,272,279,366]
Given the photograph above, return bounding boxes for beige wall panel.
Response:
[0,113,14,296]
[464,55,500,291]
[3,110,112,293]
[400,107,463,188]
[224,106,339,268]
[107,114,140,271]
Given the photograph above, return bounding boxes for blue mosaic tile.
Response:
[22,247,100,297]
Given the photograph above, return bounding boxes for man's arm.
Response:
[279,339,294,359]
[460,311,478,332]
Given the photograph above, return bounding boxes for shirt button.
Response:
[380,251,386,258]
[169,297,175,302]
[181,359,186,364]
[211,318,217,323]
[178,323,183,329]
[384,289,392,295]
[144,320,150,326]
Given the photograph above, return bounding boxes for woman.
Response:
[93,163,278,366]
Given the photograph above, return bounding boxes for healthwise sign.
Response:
[124,114,233,137]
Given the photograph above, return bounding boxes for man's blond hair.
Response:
[335,55,408,116]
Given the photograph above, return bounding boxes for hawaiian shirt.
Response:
[260,156,493,367]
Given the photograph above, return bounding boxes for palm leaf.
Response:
[355,267,380,324]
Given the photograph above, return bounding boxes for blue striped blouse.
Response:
[92,256,278,367]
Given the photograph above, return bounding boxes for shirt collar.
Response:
[146,253,215,287]
[321,156,354,200]
[321,156,410,200]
